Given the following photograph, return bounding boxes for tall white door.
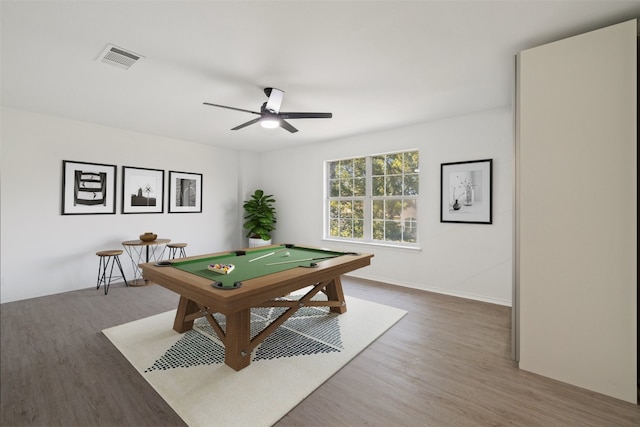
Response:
[515,19,637,403]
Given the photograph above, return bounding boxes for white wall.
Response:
[258,108,513,305]
[0,108,240,303]
[516,20,637,403]
[1,107,513,306]
[236,150,261,242]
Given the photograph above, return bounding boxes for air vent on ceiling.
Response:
[97,44,143,70]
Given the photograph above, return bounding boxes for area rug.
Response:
[103,294,406,427]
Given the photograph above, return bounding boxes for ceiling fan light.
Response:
[260,118,280,129]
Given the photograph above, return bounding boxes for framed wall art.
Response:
[168,170,202,213]
[121,166,165,214]
[61,160,117,215]
[441,159,492,224]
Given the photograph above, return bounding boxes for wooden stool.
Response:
[166,243,187,259]
[96,250,128,295]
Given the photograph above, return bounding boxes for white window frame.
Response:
[324,150,419,248]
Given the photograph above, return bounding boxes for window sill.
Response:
[322,238,421,252]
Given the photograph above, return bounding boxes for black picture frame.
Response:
[61,160,117,215]
[168,170,202,213]
[121,166,165,214]
[440,159,492,224]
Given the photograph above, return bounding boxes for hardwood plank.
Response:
[277,279,640,427]
[1,278,638,426]
[0,284,186,427]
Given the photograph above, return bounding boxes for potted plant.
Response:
[243,189,277,247]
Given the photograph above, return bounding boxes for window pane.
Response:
[338,160,351,179]
[329,179,340,197]
[346,159,356,175]
[372,200,384,220]
[372,176,385,196]
[401,200,418,243]
[372,156,384,175]
[386,175,403,196]
[354,158,366,177]
[329,200,339,218]
[339,200,352,217]
[384,220,402,242]
[403,199,417,218]
[339,219,353,237]
[387,153,403,175]
[404,174,419,195]
[385,199,402,219]
[354,220,364,238]
[329,219,340,237]
[329,161,338,179]
[340,179,353,197]
[404,151,419,173]
[353,200,364,219]
[354,177,366,196]
[372,220,384,240]
[403,217,417,243]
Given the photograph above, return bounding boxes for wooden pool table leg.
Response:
[173,296,198,333]
[325,276,347,314]
[224,308,252,371]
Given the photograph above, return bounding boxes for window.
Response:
[326,150,419,245]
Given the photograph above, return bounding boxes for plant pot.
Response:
[248,237,272,248]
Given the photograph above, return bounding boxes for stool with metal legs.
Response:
[96,250,129,295]
[166,243,187,259]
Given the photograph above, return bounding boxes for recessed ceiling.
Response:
[1,1,638,152]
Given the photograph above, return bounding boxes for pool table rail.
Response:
[139,246,373,315]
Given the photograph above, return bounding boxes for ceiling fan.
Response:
[203,87,332,133]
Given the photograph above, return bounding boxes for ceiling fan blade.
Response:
[279,119,298,133]
[265,88,284,113]
[279,112,332,119]
[203,102,260,115]
[231,117,261,130]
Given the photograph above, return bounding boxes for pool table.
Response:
[139,244,373,370]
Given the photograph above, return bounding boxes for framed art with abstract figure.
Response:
[61,160,117,215]
[122,166,165,214]
[168,170,202,213]
[441,159,492,224]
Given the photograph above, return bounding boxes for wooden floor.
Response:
[1,278,638,426]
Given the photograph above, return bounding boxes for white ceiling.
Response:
[2,1,639,152]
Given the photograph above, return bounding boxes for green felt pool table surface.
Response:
[171,245,345,289]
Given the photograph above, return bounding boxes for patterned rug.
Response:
[103,294,406,427]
